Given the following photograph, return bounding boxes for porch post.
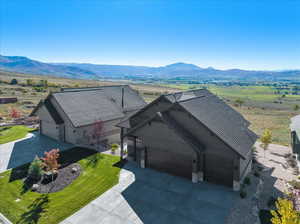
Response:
[134,137,137,161]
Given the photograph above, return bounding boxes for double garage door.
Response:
[146,148,233,187]
[147,148,193,179]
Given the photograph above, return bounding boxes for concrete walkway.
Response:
[0,132,73,173]
[61,162,238,224]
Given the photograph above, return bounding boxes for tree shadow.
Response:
[17,194,49,224]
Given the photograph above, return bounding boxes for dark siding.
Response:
[132,120,196,179]
[148,147,193,179]
[204,154,233,187]
[168,109,236,185]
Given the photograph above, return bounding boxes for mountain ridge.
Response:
[0,55,299,81]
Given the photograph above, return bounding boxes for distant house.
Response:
[0,97,17,104]
[31,85,146,147]
[290,115,300,165]
[118,89,257,190]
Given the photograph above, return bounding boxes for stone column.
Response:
[140,148,146,168]
[192,159,198,183]
[198,152,204,182]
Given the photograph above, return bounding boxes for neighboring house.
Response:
[290,115,300,166]
[31,85,146,147]
[118,89,257,190]
[0,97,17,104]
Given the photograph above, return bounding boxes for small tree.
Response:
[235,98,244,107]
[271,198,300,224]
[294,105,300,111]
[41,149,60,182]
[260,129,272,158]
[10,78,18,85]
[10,108,21,119]
[28,156,44,181]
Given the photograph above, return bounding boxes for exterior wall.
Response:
[130,99,171,127]
[168,109,239,186]
[36,105,60,140]
[292,131,300,156]
[49,97,122,145]
[239,149,253,179]
[132,120,197,178]
[133,120,196,157]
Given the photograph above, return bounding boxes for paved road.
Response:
[0,132,73,173]
[61,162,238,224]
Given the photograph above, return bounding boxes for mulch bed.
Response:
[33,163,81,193]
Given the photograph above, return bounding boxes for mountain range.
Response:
[0,55,299,81]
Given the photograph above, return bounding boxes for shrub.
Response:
[271,198,300,224]
[240,190,247,199]
[28,156,44,181]
[288,180,300,190]
[254,171,260,177]
[244,177,251,185]
[10,78,18,85]
[111,143,119,154]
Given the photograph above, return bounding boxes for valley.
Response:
[0,69,299,146]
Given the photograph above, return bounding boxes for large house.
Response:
[31,85,146,146]
[118,89,257,190]
[290,115,300,167]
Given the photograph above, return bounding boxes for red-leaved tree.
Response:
[10,108,21,119]
[41,149,60,173]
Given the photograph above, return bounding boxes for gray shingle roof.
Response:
[177,91,257,158]
[51,85,146,127]
[123,88,257,158]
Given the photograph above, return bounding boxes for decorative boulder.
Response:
[71,167,78,173]
[32,184,39,191]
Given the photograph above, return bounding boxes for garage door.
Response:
[204,154,233,187]
[40,121,59,140]
[147,148,193,179]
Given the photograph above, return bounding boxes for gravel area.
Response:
[28,163,81,193]
[226,142,298,224]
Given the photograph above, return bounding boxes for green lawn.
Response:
[0,148,122,224]
[0,125,36,144]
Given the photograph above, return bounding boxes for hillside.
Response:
[0,55,300,81]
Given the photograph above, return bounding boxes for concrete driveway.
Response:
[0,132,73,173]
[62,163,238,224]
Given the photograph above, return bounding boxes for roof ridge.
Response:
[163,88,207,97]
[61,85,129,92]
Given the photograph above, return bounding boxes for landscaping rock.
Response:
[32,184,39,191]
[71,167,78,173]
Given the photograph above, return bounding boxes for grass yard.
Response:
[0,125,36,144]
[0,147,122,224]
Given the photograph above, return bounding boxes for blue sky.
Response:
[1,0,299,70]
